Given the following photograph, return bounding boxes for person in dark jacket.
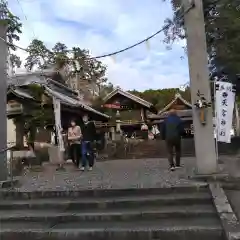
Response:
[80,114,97,171]
[161,108,184,171]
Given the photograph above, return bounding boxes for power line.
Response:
[15,0,37,39]
[1,2,195,61]
[92,2,194,59]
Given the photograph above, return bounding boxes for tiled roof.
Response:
[158,93,192,114]
[7,87,34,100]
[44,87,110,119]
[148,109,192,119]
[7,71,110,119]
[103,87,153,109]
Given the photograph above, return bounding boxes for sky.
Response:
[8,0,190,91]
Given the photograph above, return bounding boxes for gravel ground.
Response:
[15,157,206,192]
[6,156,239,192]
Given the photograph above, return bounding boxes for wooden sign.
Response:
[103,103,121,109]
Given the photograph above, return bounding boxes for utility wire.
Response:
[1,2,195,61]
[15,0,36,39]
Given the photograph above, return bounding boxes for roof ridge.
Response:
[103,88,153,109]
[158,92,192,114]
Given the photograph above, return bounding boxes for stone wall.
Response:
[99,137,240,160]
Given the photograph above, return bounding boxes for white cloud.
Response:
[7,0,189,90]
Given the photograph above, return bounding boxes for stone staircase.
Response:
[124,139,195,159]
[0,185,225,240]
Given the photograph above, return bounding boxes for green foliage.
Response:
[25,85,54,126]
[25,39,52,70]
[0,0,22,49]
[23,84,54,143]
[130,87,191,110]
[163,0,240,76]
[24,39,107,88]
[9,53,21,68]
[0,0,22,70]
[205,0,240,74]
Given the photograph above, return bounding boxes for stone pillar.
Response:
[0,21,8,181]
[183,0,217,174]
[115,110,122,141]
[235,102,240,136]
[15,117,24,148]
[104,132,108,149]
[110,127,115,141]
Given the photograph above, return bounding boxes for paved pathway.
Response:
[16,157,206,192]
[7,156,240,192]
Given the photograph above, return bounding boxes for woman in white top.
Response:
[68,119,82,168]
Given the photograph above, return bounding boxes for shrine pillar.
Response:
[15,117,24,148]
[140,108,146,122]
[110,127,115,141]
[115,110,122,140]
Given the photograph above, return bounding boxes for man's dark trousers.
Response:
[166,138,181,167]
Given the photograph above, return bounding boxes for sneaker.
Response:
[88,167,93,171]
[80,167,85,171]
[170,166,175,171]
[175,165,182,169]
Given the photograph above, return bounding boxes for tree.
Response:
[0,0,22,70]
[23,84,54,143]
[9,54,21,68]
[24,40,107,88]
[163,0,240,86]
[24,39,52,70]
[129,87,191,110]
[92,82,114,110]
[23,40,108,139]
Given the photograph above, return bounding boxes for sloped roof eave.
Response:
[7,87,35,100]
[103,88,153,109]
[44,87,110,119]
[158,93,192,114]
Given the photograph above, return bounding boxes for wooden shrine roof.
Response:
[7,70,110,120]
[148,109,192,120]
[103,87,154,109]
[158,93,192,115]
[7,87,34,100]
[148,93,192,120]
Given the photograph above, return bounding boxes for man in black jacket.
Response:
[80,114,97,171]
[161,108,184,171]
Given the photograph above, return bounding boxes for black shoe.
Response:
[170,166,175,171]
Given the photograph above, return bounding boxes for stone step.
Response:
[0,217,224,240]
[0,192,212,210]
[0,184,208,200]
[0,204,216,223]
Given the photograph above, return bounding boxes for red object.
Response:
[103,103,121,109]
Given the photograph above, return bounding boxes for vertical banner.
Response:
[215,81,235,143]
[52,97,65,152]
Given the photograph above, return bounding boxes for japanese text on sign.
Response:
[215,81,235,143]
